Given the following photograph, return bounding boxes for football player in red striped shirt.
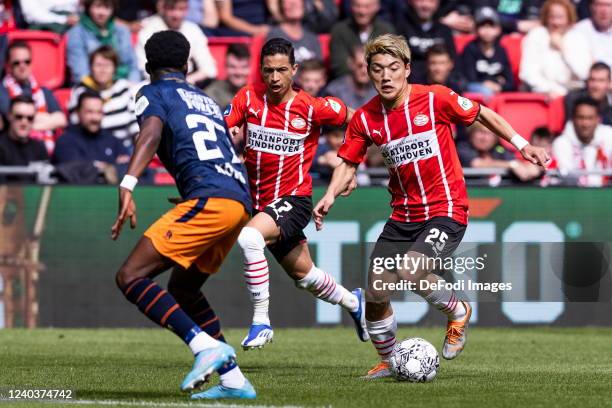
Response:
[224,38,369,349]
[314,34,550,379]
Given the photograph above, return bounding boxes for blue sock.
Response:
[121,277,200,344]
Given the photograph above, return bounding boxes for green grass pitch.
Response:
[1,327,611,408]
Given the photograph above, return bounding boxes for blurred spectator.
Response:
[520,0,591,98]
[68,46,138,148]
[529,126,557,185]
[461,7,514,96]
[186,0,220,29]
[204,43,251,109]
[20,0,79,33]
[564,62,612,126]
[215,0,270,36]
[324,46,376,109]
[313,125,345,180]
[267,0,322,64]
[425,44,466,94]
[269,0,339,33]
[483,0,542,33]
[330,0,395,78]
[569,0,612,67]
[137,0,217,84]
[0,96,49,170]
[457,124,541,181]
[54,90,129,183]
[67,0,141,84]
[438,0,475,32]
[115,0,156,32]
[296,58,327,96]
[394,0,456,85]
[0,41,67,154]
[553,96,612,186]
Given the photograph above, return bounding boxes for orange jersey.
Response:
[225,83,348,210]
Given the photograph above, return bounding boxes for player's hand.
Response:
[520,144,550,168]
[340,175,357,197]
[313,194,335,231]
[111,188,137,240]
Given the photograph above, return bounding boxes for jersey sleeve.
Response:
[313,96,348,127]
[134,85,167,124]
[224,86,249,128]
[337,111,372,165]
[432,85,480,126]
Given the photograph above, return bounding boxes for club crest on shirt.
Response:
[457,96,473,111]
[413,113,429,127]
[291,117,306,129]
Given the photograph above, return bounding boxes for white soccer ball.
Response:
[389,337,440,382]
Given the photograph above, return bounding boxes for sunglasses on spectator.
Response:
[11,59,32,67]
[13,114,35,122]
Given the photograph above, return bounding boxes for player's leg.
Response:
[396,218,472,360]
[168,265,254,399]
[115,236,234,390]
[236,211,279,349]
[277,242,368,342]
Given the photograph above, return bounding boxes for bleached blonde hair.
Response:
[364,34,411,68]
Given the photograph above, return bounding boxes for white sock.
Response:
[423,281,466,320]
[366,312,397,361]
[220,366,246,389]
[296,265,358,312]
[188,332,220,355]
[238,227,270,325]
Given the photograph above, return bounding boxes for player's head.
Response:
[260,37,297,99]
[365,34,411,103]
[571,96,601,144]
[144,30,190,77]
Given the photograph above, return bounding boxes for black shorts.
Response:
[257,196,312,262]
[371,216,467,262]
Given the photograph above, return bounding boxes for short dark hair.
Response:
[89,45,119,69]
[144,30,190,73]
[77,89,103,110]
[227,43,251,60]
[160,0,188,7]
[298,58,326,74]
[260,37,295,66]
[590,62,611,79]
[572,95,600,116]
[531,126,553,140]
[6,40,31,62]
[9,95,35,112]
[426,44,451,60]
[83,0,117,15]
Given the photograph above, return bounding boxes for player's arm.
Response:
[224,88,249,143]
[475,106,550,168]
[111,116,163,240]
[313,159,358,230]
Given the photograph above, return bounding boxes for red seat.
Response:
[499,33,523,88]
[52,88,72,114]
[7,30,66,89]
[318,33,331,68]
[491,93,550,150]
[454,34,476,55]
[249,35,266,84]
[548,96,566,135]
[208,36,252,80]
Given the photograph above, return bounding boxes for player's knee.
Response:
[237,227,265,252]
[115,265,136,291]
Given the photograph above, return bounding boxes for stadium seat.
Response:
[499,33,523,88]
[208,36,252,80]
[491,93,550,149]
[454,34,476,55]
[53,88,72,114]
[249,35,266,83]
[318,34,331,68]
[548,96,566,135]
[7,30,66,89]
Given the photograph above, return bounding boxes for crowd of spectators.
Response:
[0,0,609,186]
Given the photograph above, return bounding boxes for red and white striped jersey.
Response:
[225,83,348,210]
[339,84,480,225]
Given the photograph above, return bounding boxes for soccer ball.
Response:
[389,337,439,382]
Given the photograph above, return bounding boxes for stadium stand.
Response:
[7,30,65,89]
[208,36,252,80]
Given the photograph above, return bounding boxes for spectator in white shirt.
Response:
[20,0,80,33]
[569,0,612,68]
[136,0,217,84]
[553,96,612,186]
[520,0,592,98]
